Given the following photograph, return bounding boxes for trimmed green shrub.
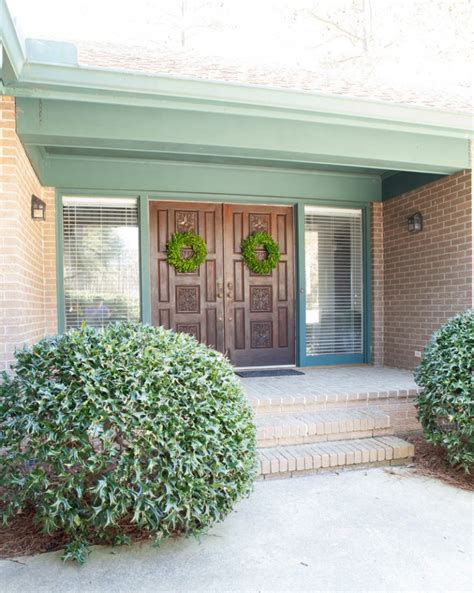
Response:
[0,323,256,563]
[415,310,474,472]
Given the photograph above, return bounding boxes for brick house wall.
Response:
[0,96,57,371]
[375,170,472,370]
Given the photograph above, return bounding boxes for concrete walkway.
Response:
[1,469,472,593]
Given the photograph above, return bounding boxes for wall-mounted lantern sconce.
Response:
[407,211,422,233]
[31,195,46,221]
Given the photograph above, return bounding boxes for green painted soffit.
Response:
[16,98,471,177]
[382,172,445,200]
[33,152,381,202]
[42,146,388,175]
[39,147,450,201]
[31,143,440,201]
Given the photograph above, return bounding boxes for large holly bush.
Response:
[415,310,474,472]
[0,323,256,563]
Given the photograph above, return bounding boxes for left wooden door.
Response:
[149,201,225,352]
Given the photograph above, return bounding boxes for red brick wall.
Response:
[381,170,472,369]
[370,202,384,365]
[0,96,57,370]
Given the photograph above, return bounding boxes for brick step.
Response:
[257,436,415,479]
[248,387,419,415]
[256,407,391,448]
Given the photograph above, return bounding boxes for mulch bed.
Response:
[0,506,69,560]
[1,435,472,560]
[0,504,155,561]
[404,433,473,491]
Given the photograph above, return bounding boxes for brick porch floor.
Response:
[242,365,420,410]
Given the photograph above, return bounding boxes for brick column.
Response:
[370,202,384,365]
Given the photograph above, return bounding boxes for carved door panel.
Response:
[149,201,224,352]
[223,204,295,367]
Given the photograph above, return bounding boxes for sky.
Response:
[6,0,473,101]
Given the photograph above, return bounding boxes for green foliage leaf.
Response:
[415,309,474,472]
[0,323,256,563]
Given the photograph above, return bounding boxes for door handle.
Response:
[217,293,223,298]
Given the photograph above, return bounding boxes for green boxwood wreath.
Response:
[166,231,207,273]
[241,231,281,275]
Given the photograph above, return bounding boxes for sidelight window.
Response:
[305,206,363,356]
[62,197,140,330]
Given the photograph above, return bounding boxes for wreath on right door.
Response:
[241,231,281,275]
[166,231,207,273]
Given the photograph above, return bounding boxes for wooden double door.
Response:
[150,202,295,367]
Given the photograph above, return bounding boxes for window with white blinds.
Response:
[305,206,363,356]
[62,197,140,330]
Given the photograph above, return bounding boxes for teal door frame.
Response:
[55,189,372,367]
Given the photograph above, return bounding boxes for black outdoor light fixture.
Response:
[31,194,46,221]
[407,211,423,233]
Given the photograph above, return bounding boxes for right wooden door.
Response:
[223,204,295,367]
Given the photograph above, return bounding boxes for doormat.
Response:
[236,369,305,378]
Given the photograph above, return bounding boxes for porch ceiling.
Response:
[13,95,470,198]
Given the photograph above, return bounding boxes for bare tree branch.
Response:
[307,11,363,44]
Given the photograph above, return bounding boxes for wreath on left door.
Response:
[166,231,208,273]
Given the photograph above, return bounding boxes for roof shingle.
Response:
[74,40,473,114]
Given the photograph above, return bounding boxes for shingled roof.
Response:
[74,40,473,114]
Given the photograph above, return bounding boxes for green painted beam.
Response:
[6,61,473,139]
[16,98,472,175]
[16,98,470,174]
[42,146,387,175]
[39,154,381,202]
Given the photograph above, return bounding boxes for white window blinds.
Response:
[305,206,363,356]
[62,197,140,330]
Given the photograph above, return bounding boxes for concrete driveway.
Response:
[0,468,472,593]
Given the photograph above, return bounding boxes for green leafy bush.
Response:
[415,310,474,472]
[0,323,256,563]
